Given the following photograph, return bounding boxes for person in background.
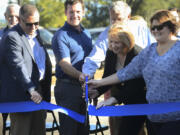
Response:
[177,10,180,37]
[0,4,20,40]
[52,0,92,135]
[168,8,180,38]
[89,24,147,135]
[0,4,52,135]
[131,15,147,24]
[88,10,180,135]
[168,8,179,22]
[0,4,20,135]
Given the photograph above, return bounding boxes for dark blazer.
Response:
[0,24,52,102]
[98,45,147,104]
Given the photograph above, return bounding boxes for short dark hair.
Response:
[20,4,39,18]
[150,10,179,35]
[64,0,84,11]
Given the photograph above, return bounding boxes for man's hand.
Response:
[29,90,42,104]
[96,97,118,109]
[79,73,91,84]
[80,73,93,98]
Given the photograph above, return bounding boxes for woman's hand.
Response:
[88,79,102,89]
[96,97,118,109]
[88,73,120,89]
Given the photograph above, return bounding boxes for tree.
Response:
[36,0,65,28]
[136,0,180,25]
[15,0,180,28]
[18,0,65,28]
[82,0,109,28]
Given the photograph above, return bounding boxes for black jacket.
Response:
[0,24,52,102]
[98,45,147,104]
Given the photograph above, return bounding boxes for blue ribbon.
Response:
[88,102,180,116]
[2,101,180,123]
[0,101,85,123]
[85,76,88,103]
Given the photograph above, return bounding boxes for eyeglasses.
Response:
[151,21,170,31]
[21,18,39,27]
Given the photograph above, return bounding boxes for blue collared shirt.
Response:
[52,22,93,79]
[26,33,46,80]
[82,20,156,77]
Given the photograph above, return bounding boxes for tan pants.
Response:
[0,114,3,135]
[10,110,46,135]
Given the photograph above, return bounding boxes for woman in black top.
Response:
[89,25,147,135]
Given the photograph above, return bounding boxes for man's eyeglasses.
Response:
[151,21,170,31]
[21,18,39,27]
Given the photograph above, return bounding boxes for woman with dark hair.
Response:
[88,10,180,135]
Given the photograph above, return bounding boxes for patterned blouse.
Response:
[117,40,180,122]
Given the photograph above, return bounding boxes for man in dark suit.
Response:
[0,4,52,135]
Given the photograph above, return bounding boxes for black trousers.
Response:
[146,119,180,135]
[54,79,89,135]
[109,115,146,135]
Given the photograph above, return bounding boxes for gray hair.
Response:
[5,4,20,15]
[109,1,131,17]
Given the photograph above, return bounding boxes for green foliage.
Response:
[136,0,180,25]
[83,0,180,28]
[0,22,6,28]
[17,0,180,29]
[36,0,66,28]
[82,0,110,28]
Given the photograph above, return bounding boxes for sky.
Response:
[0,0,8,20]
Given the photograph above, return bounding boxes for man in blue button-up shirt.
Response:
[80,1,156,79]
[52,0,92,135]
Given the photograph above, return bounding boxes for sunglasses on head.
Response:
[151,21,170,31]
[21,18,39,27]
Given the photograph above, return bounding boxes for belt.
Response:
[58,78,81,85]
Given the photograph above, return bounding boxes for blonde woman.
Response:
[89,25,147,135]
